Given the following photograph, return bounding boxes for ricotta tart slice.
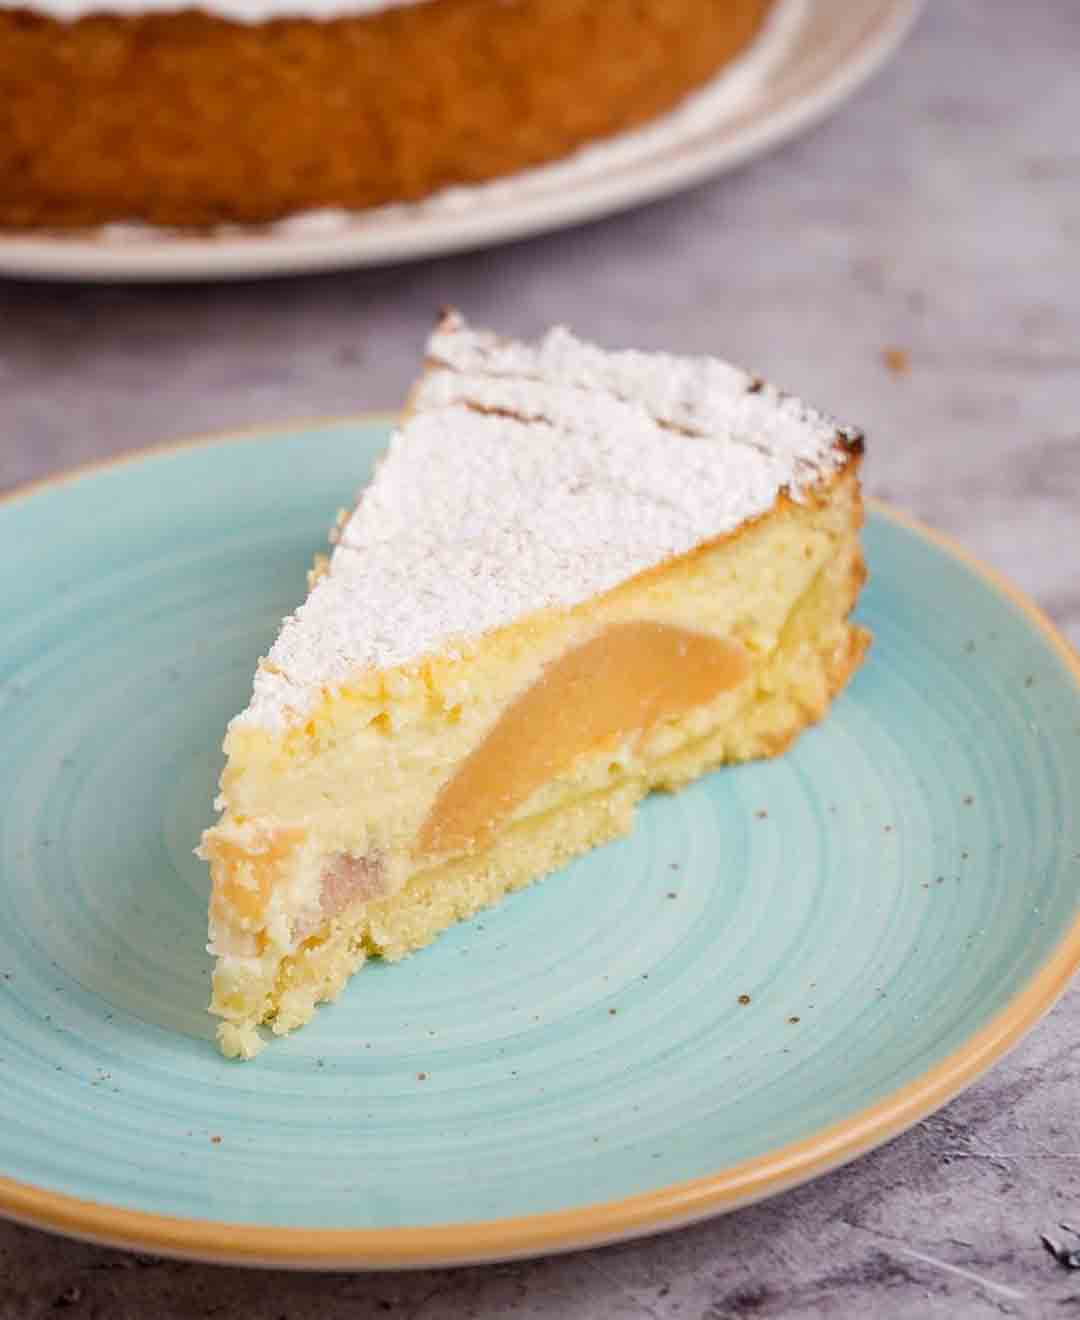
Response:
[201,311,869,1059]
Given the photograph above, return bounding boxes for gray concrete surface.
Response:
[2,1,1079,1314]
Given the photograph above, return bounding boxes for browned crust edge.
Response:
[0,0,773,229]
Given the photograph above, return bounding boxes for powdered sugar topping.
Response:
[239,312,859,730]
[27,0,423,23]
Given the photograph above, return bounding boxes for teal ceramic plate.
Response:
[1,419,1078,1269]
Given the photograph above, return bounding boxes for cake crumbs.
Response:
[738,994,752,1006]
[210,1135,222,1145]
[882,347,909,374]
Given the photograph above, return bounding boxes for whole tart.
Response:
[0,0,774,230]
[201,310,869,1058]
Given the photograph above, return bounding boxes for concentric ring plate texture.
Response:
[0,418,1078,1269]
[0,0,923,282]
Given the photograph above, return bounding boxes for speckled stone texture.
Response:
[1,1,1079,1314]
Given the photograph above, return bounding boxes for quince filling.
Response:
[207,621,749,951]
[419,622,748,857]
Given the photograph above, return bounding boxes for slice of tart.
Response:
[201,311,869,1059]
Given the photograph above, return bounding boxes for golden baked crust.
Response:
[0,0,773,230]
